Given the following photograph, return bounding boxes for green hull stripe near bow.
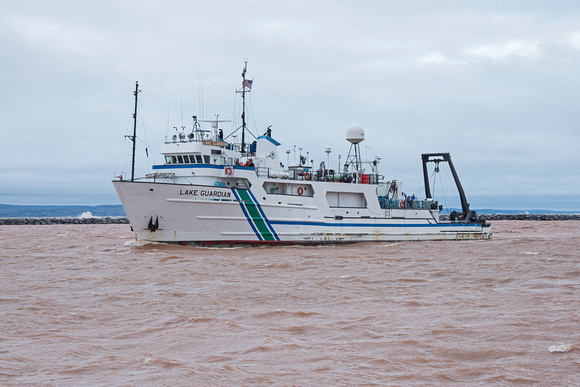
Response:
[236,189,277,241]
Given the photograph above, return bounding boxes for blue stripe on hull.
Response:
[269,220,483,228]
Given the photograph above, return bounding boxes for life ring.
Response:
[297,187,304,196]
[225,167,233,175]
[304,171,310,180]
[399,200,405,208]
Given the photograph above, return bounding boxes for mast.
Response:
[131,81,140,182]
[236,61,251,153]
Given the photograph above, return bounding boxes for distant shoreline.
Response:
[1,214,579,225]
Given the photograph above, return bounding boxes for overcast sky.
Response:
[1,0,579,210]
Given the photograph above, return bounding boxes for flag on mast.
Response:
[243,79,253,89]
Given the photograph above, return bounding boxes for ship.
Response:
[113,63,492,245]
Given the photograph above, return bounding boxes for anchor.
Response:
[147,215,159,232]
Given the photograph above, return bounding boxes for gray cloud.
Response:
[1,0,579,209]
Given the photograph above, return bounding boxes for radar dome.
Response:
[346,124,365,144]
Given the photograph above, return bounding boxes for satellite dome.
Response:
[346,124,365,144]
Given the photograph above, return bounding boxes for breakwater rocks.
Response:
[1,214,579,226]
[476,214,580,221]
[0,217,130,225]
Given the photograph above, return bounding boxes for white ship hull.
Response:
[114,67,491,245]
[113,179,491,245]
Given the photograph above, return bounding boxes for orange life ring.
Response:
[399,200,405,208]
[297,187,304,196]
[304,171,310,180]
[225,167,233,175]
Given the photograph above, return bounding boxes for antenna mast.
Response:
[236,61,251,153]
[130,81,140,182]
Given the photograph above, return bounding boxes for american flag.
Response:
[243,79,253,89]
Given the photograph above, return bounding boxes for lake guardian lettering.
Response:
[179,189,231,198]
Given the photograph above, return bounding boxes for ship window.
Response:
[188,155,195,163]
[171,156,177,164]
[165,156,172,164]
[227,157,233,165]
[182,155,189,163]
[177,155,184,164]
[203,155,210,164]
[196,155,203,163]
[326,191,367,208]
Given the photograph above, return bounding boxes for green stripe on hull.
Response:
[236,189,276,241]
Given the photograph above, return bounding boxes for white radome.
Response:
[346,124,365,144]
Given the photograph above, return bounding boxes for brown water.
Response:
[1,221,578,385]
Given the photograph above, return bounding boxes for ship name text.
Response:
[179,189,232,198]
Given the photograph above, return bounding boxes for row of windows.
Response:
[165,154,211,165]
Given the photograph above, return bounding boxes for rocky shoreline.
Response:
[476,213,580,221]
[0,214,578,225]
[0,217,130,225]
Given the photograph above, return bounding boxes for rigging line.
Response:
[199,69,204,122]
[114,131,129,178]
[138,101,165,136]
[443,165,461,210]
[118,119,136,178]
[121,137,132,178]
[437,168,450,214]
[247,93,258,136]
[135,111,159,166]
[230,92,239,130]
[430,168,438,198]
[430,166,449,214]
[180,79,184,128]
[412,187,424,198]
[242,95,257,141]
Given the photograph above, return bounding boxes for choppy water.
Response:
[1,221,578,385]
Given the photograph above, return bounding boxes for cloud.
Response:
[419,52,465,66]
[1,0,580,209]
[7,17,106,56]
[465,40,540,61]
